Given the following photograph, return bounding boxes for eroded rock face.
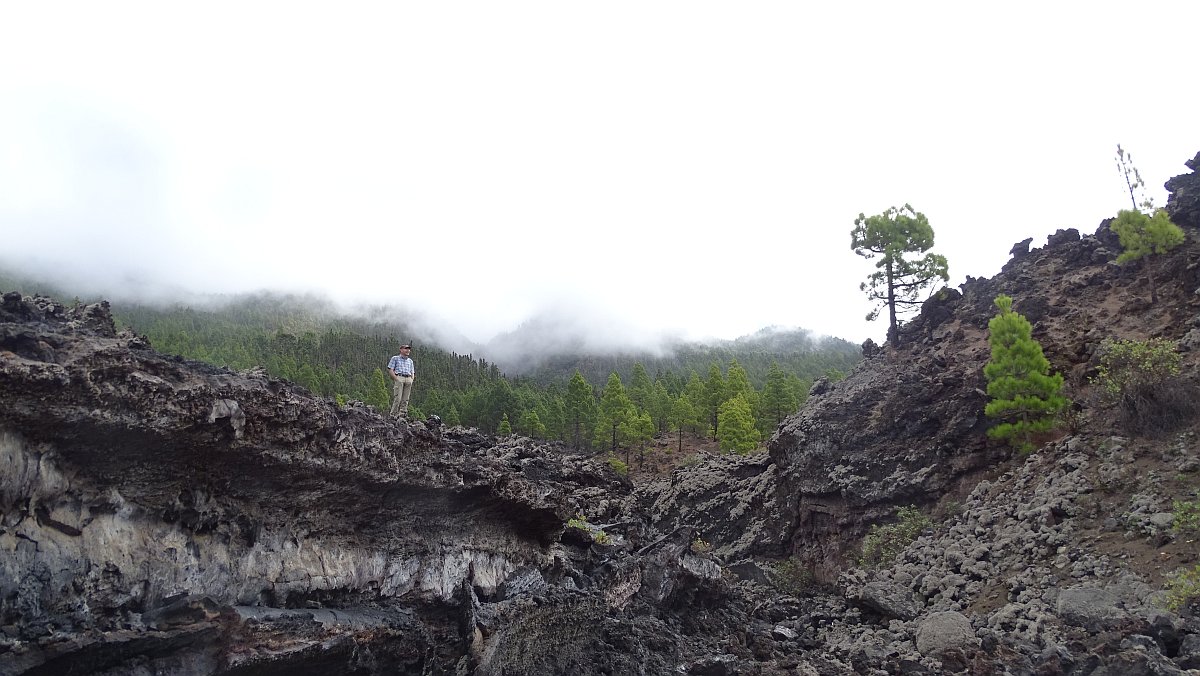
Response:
[769,183,1200,582]
[3,294,890,675]
[0,294,691,674]
[635,451,787,562]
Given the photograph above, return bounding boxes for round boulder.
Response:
[915,611,980,656]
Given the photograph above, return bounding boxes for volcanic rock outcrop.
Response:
[0,293,696,674]
[768,155,1200,584]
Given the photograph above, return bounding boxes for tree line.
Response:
[111,298,858,462]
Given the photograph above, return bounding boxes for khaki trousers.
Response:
[390,376,413,418]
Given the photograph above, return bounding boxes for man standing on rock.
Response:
[387,343,415,419]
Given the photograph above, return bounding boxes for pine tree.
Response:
[497,413,513,436]
[704,363,726,440]
[540,399,566,443]
[761,361,800,427]
[670,395,696,453]
[983,295,1068,453]
[787,374,808,409]
[725,359,760,425]
[625,411,655,466]
[628,362,653,411]
[565,370,597,449]
[1111,209,1186,303]
[520,410,547,439]
[851,204,950,343]
[655,369,683,397]
[725,359,754,402]
[717,394,760,454]
[683,371,707,413]
[596,373,635,453]
[647,381,673,433]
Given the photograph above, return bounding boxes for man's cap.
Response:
[400,343,412,349]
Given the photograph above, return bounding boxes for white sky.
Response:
[2,2,1198,348]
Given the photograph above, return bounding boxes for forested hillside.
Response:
[0,273,862,458]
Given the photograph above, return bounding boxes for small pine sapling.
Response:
[983,295,1068,453]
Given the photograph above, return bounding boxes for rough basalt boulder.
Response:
[1166,151,1200,230]
[634,450,787,562]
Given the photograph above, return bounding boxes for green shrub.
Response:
[566,515,610,544]
[1164,564,1200,612]
[607,456,629,476]
[1091,338,1192,435]
[771,558,814,596]
[1093,338,1182,399]
[1172,499,1200,536]
[858,506,931,569]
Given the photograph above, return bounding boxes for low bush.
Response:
[566,515,610,544]
[1091,338,1193,436]
[607,456,629,476]
[770,558,814,596]
[858,506,931,569]
[1172,498,1200,536]
[1164,564,1200,612]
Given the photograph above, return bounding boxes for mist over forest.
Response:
[0,260,859,375]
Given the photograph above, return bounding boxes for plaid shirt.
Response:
[387,355,415,377]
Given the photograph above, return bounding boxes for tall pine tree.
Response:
[628,362,653,411]
[851,204,949,343]
[717,394,760,454]
[520,410,547,439]
[725,359,760,427]
[565,370,597,449]
[595,373,635,453]
[648,381,673,433]
[670,395,697,453]
[704,363,726,441]
[761,361,799,427]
